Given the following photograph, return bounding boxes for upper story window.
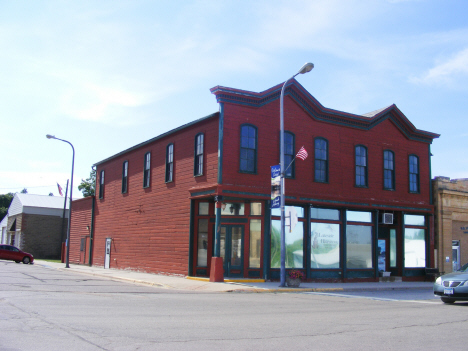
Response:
[383,150,395,190]
[165,143,174,182]
[240,124,257,174]
[122,161,128,194]
[143,152,151,188]
[99,170,105,199]
[409,155,419,193]
[284,132,295,178]
[194,133,204,176]
[314,137,328,183]
[355,145,368,187]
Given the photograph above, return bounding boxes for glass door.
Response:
[219,225,244,277]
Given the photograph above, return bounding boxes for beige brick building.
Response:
[433,177,468,274]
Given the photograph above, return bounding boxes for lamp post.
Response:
[279,62,314,287]
[46,134,74,268]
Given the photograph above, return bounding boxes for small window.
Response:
[355,145,368,187]
[194,133,204,176]
[198,202,209,215]
[165,143,174,182]
[314,138,328,183]
[143,152,151,188]
[311,208,339,221]
[284,132,295,178]
[122,161,128,194]
[250,202,262,216]
[221,203,245,216]
[347,211,372,223]
[383,150,395,190]
[240,124,257,173]
[99,170,105,199]
[409,155,419,193]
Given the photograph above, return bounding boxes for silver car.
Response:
[434,263,468,303]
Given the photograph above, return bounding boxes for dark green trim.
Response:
[210,217,248,224]
[188,200,195,276]
[346,270,374,279]
[300,197,369,206]
[218,103,224,184]
[429,145,433,205]
[374,210,379,278]
[263,201,271,280]
[214,205,221,257]
[191,189,216,197]
[222,190,270,198]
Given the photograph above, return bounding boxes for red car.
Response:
[0,244,34,264]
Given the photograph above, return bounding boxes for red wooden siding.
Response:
[69,196,94,264]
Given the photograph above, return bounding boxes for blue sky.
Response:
[1,0,467,198]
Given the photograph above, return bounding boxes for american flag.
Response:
[57,183,63,196]
[296,146,308,160]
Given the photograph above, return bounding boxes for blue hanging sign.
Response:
[271,165,281,209]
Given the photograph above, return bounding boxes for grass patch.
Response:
[40,259,62,263]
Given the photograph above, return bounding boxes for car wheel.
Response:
[441,297,455,304]
[22,257,30,264]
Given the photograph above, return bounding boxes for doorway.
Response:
[452,240,460,271]
[219,225,244,277]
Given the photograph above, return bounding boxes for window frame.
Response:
[194,133,204,176]
[355,145,368,188]
[99,170,105,199]
[283,131,295,179]
[122,161,128,194]
[409,154,420,193]
[383,150,395,191]
[165,143,174,183]
[314,137,329,183]
[239,124,258,174]
[143,152,151,188]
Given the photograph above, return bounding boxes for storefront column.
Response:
[210,199,224,282]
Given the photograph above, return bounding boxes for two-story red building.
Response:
[70,79,439,282]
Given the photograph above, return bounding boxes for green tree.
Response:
[20,188,28,194]
[78,169,96,197]
[0,193,14,221]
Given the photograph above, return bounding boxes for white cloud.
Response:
[410,48,468,87]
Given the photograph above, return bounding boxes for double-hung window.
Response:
[284,132,295,178]
[99,170,105,199]
[194,133,204,176]
[240,124,257,173]
[143,152,151,188]
[165,143,174,182]
[355,145,368,187]
[314,138,328,182]
[122,161,128,193]
[409,155,419,193]
[383,150,395,190]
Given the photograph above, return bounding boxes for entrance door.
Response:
[452,240,461,271]
[378,239,388,272]
[104,238,112,269]
[220,225,244,277]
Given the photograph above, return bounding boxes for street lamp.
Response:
[279,62,314,287]
[46,134,74,268]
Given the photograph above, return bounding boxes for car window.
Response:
[11,247,19,252]
[459,263,468,272]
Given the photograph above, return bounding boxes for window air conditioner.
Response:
[382,213,394,225]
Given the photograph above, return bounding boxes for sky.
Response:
[1,0,467,199]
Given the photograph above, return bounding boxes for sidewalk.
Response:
[34,260,434,293]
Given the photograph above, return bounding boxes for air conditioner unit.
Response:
[382,213,394,225]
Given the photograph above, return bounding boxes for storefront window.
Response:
[311,223,340,268]
[221,203,244,216]
[271,206,304,218]
[346,225,372,268]
[249,219,261,268]
[198,202,209,215]
[250,202,262,216]
[390,229,396,267]
[347,211,372,223]
[270,219,304,268]
[404,228,426,268]
[197,219,208,267]
[404,215,425,226]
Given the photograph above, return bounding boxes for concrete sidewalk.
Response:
[34,260,434,293]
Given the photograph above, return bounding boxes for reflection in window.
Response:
[221,203,245,216]
[249,219,261,268]
[165,144,174,182]
[122,161,128,194]
[250,202,262,216]
[194,133,204,176]
[311,223,340,268]
[347,211,372,223]
[197,219,208,267]
[390,229,396,267]
[404,228,426,268]
[346,225,372,268]
[271,206,304,218]
[311,208,339,221]
[198,202,209,215]
[143,152,151,188]
[271,220,303,268]
[99,170,105,199]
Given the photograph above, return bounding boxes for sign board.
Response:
[271,165,281,209]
